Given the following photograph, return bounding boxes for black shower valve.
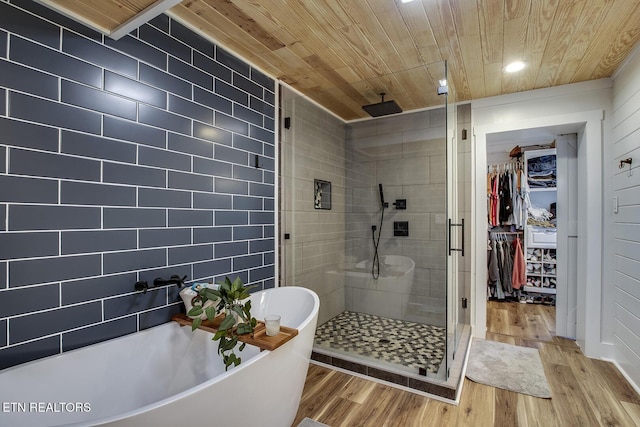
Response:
[393,199,407,210]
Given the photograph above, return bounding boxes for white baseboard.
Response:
[602,357,640,396]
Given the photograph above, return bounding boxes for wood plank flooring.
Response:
[293,301,640,426]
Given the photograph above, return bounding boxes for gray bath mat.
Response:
[297,418,329,427]
[465,338,552,398]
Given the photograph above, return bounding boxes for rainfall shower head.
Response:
[362,93,402,117]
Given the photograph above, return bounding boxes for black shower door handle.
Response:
[448,218,464,256]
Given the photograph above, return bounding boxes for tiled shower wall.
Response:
[0,0,275,370]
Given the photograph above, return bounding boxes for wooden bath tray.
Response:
[171,313,298,351]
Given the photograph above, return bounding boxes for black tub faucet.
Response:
[134,275,187,294]
[154,275,187,288]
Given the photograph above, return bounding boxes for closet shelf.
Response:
[524,149,557,298]
[529,187,557,192]
[523,286,556,295]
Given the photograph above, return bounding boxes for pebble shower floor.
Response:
[314,311,446,375]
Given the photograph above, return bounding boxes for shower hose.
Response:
[371,205,385,279]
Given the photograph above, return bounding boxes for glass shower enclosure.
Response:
[279,61,467,398]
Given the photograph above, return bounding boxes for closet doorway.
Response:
[485,128,578,342]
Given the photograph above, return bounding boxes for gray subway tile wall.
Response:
[0,1,276,370]
[61,181,137,206]
[61,79,138,120]
[194,226,233,244]
[10,302,102,344]
[9,205,101,231]
[0,232,59,260]
[62,317,137,353]
[0,320,6,347]
[194,53,232,85]
[0,176,59,203]
[61,131,138,163]
[0,117,59,152]
[104,71,167,109]
[168,132,214,157]
[1,337,59,371]
[10,148,101,181]
[63,30,138,78]
[138,187,192,208]
[0,59,59,100]
[0,2,59,48]
[0,284,59,318]
[61,273,139,305]
[11,37,103,88]
[105,34,168,71]
[10,254,102,288]
[11,92,102,134]
[0,29,6,57]
[140,63,192,99]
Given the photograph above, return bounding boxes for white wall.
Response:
[471,79,612,360]
[610,44,640,390]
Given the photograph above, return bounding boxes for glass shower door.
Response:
[444,62,462,380]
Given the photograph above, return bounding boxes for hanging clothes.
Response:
[487,162,526,229]
[520,168,531,224]
[488,239,501,285]
[511,237,526,289]
[490,172,499,226]
[512,169,523,229]
[487,232,523,299]
[487,239,504,299]
[499,240,514,293]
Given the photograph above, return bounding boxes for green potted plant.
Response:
[187,276,257,371]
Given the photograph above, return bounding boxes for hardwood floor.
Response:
[293,301,640,426]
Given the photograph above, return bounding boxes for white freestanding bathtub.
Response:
[0,286,319,427]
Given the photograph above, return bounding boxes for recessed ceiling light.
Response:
[401,0,416,3]
[504,61,526,73]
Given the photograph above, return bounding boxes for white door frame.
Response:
[471,110,605,358]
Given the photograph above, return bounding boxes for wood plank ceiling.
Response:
[42,0,640,121]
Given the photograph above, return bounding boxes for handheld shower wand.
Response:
[379,183,388,208]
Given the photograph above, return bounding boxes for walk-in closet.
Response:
[486,129,578,340]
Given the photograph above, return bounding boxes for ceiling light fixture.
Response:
[400,0,416,3]
[504,61,526,73]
